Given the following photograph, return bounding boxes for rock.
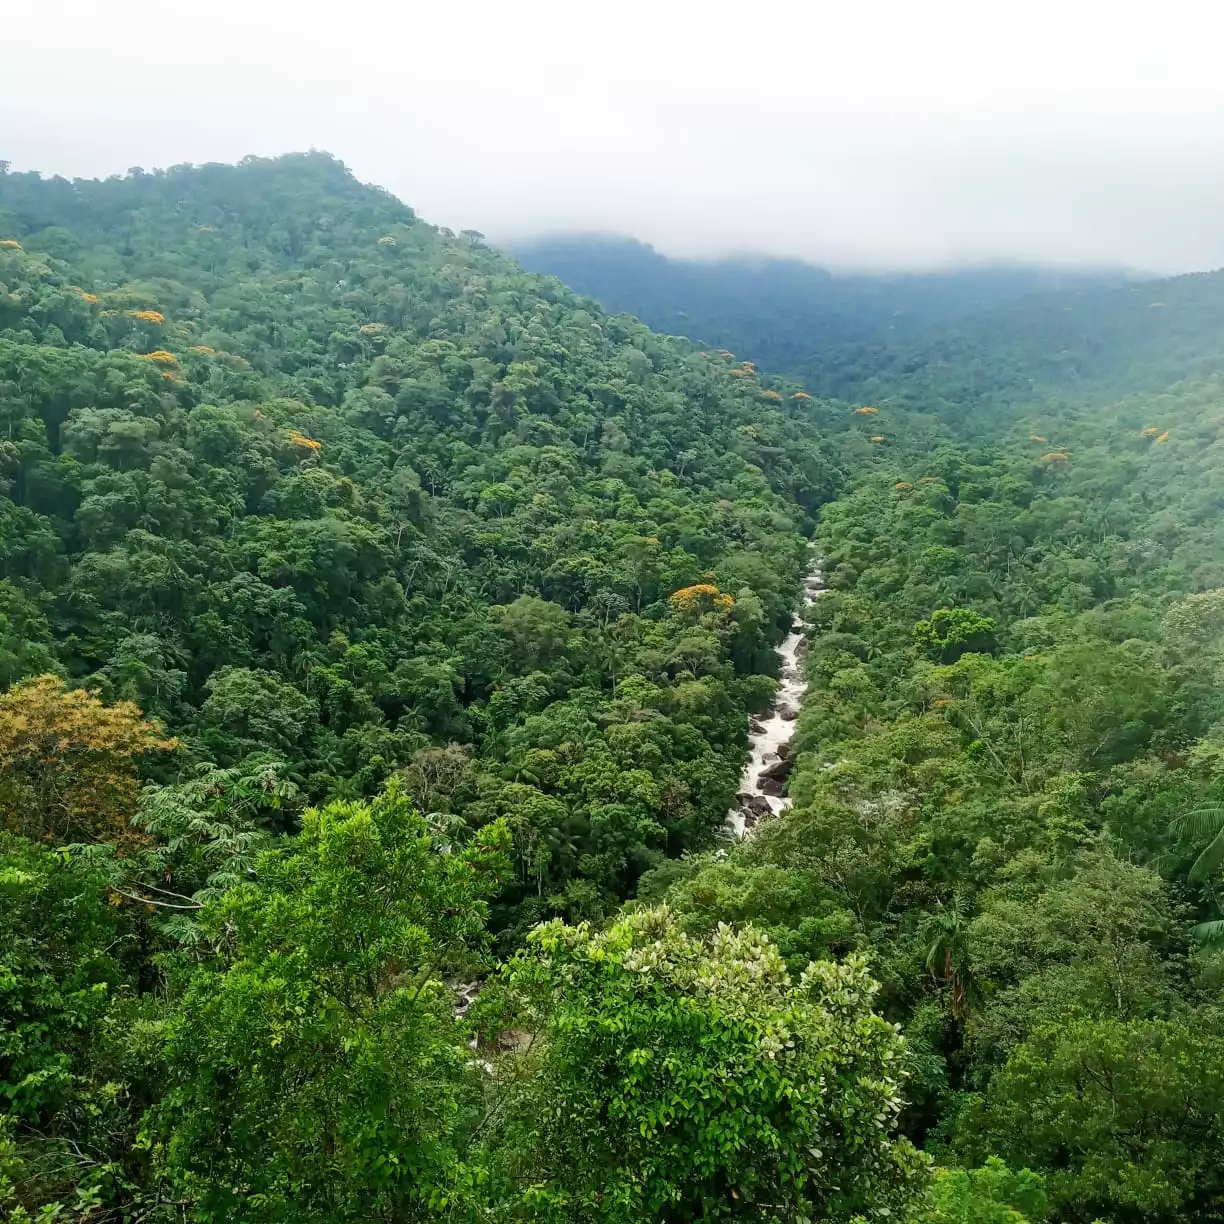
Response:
[737,793,772,817]
[760,755,794,784]
[758,773,786,796]
[777,740,793,761]
[749,716,767,734]
[453,980,482,1017]
[778,703,799,721]
[496,1028,534,1053]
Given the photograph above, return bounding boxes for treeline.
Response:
[799,266,1224,432]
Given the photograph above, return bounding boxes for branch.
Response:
[111,887,203,910]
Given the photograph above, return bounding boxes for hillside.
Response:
[6,153,1224,1224]
[803,266,1224,428]
[0,152,858,917]
[511,233,1123,372]
[646,262,1224,1222]
[0,154,938,1222]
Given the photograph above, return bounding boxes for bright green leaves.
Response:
[158,784,510,1222]
[955,1016,1224,1222]
[488,908,927,1223]
[914,608,998,664]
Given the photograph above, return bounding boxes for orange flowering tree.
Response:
[0,675,178,845]
[668,583,735,624]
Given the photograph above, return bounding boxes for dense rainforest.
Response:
[510,234,1123,376]
[3,153,1224,1224]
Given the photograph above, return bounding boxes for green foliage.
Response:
[487,907,926,1222]
[955,1016,1224,1222]
[913,1157,1048,1224]
[0,152,838,931]
[914,608,997,663]
[158,783,510,1222]
[10,150,1224,1220]
[0,834,159,1218]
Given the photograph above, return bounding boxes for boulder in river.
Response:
[737,793,772,818]
[758,773,786,797]
[749,716,767,734]
[778,703,800,721]
[760,756,795,785]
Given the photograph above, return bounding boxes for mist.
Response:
[4,0,1223,273]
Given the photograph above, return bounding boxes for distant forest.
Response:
[510,233,1126,374]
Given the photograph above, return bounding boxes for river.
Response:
[726,559,825,837]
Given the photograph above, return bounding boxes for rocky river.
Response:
[727,560,826,837]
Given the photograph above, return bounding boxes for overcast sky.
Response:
[5,0,1223,272]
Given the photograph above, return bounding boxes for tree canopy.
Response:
[5,152,1224,1222]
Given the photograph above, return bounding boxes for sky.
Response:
[4,0,1224,272]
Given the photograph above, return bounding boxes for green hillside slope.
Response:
[807,268,1224,429]
[512,233,1121,375]
[6,151,1224,1224]
[0,152,860,925]
[652,271,1224,1222]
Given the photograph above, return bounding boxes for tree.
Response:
[195,666,318,765]
[0,833,156,1219]
[486,907,926,1222]
[495,596,572,674]
[0,674,177,844]
[159,783,510,1222]
[956,1016,1224,1224]
[1171,804,1224,884]
[914,1158,1048,1224]
[921,896,975,1020]
[914,609,997,663]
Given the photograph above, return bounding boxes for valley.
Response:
[728,556,825,837]
[3,154,1224,1224]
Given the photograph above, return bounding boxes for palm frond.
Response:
[1190,918,1224,943]
[1189,830,1224,883]
[1171,806,1224,841]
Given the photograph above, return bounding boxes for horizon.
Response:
[0,152,1176,282]
[5,0,1224,275]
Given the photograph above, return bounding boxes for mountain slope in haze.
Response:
[510,233,1126,372]
[801,267,1224,429]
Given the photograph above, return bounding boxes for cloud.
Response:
[3,0,1222,271]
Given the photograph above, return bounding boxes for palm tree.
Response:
[921,896,975,1019]
[1170,805,1224,941]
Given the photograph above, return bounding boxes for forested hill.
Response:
[1,154,943,1222]
[641,254,1224,1222]
[511,233,1123,371]
[802,266,1224,426]
[8,150,1224,1224]
[0,150,855,916]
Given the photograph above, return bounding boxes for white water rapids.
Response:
[726,560,826,838]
